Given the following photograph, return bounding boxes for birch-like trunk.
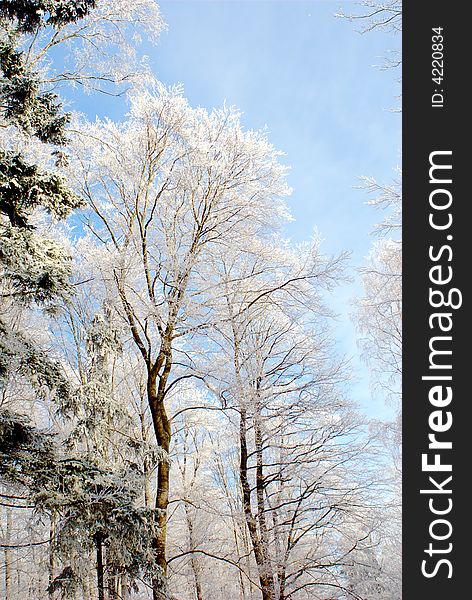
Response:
[184,502,203,600]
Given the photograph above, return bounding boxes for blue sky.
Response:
[71,1,401,419]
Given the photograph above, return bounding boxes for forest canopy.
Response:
[0,2,401,600]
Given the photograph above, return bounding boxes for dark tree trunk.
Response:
[254,412,272,575]
[95,534,105,600]
[48,514,57,600]
[148,363,172,600]
[239,408,275,600]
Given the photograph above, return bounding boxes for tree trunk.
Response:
[82,562,91,600]
[270,495,286,600]
[106,548,117,600]
[95,534,105,600]
[140,405,153,508]
[148,371,172,600]
[153,458,170,600]
[4,508,12,600]
[239,408,275,600]
[48,514,57,600]
[184,502,203,600]
[254,410,273,593]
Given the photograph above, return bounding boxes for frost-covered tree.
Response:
[356,176,401,414]
[69,82,291,598]
[67,82,386,600]
[352,178,402,600]
[336,0,401,35]
[336,0,402,70]
[189,242,378,600]
[340,5,402,596]
[339,2,402,416]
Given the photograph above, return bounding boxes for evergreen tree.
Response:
[0,0,84,299]
[0,408,160,599]
[0,409,55,487]
[0,1,97,34]
[38,458,160,600]
[0,5,88,596]
[0,3,167,597]
[0,1,87,418]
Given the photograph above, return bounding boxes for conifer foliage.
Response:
[0,1,97,33]
[0,0,85,461]
[0,0,83,312]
